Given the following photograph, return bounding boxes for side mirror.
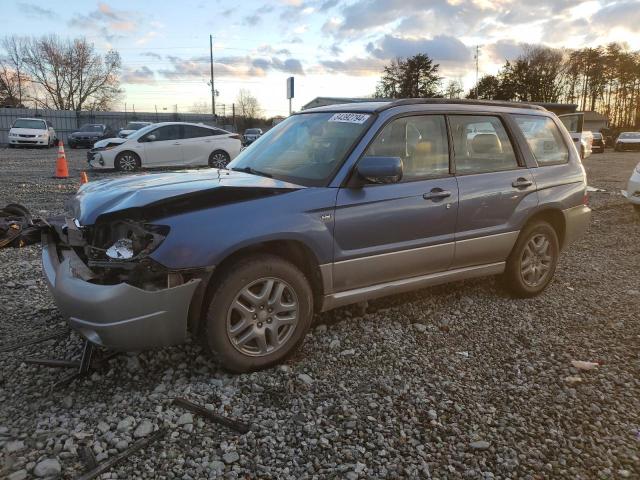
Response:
[355,156,403,184]
[146,134,156,142]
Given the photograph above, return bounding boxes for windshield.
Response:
[620,132,640,139]
[78,124,104,132]
[125,122,148,130]
[228,112,372,187]
[592,132,602,139]
[245,129,261,134]
[13,119,46,130]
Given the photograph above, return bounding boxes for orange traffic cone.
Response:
[53,140,69,179]
[80,171,89,185]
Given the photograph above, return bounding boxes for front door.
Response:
[333,114,459,292]
[141,124,183,166]
[448,114,537,268]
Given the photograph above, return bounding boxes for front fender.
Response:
[150,188,338,270]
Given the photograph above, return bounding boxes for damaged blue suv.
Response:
[42,99,591,372]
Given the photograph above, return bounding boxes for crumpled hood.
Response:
[93,137,128,148]
[71,169,303,225]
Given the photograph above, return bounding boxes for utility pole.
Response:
[475,45,480,99]
[232,103,236,132]
[210,34,215,118]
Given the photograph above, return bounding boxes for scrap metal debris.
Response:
[173,397,251,434]
[0,328,69,354]
[0,203,49,249]
[75,428,166,480]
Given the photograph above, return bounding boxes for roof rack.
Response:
[376,98,546,112]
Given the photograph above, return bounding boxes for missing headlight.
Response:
[88,219,169,262]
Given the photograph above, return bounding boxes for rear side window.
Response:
[513,115,569,165]
[364,115,450,181]
[449,115,518,174]
[183,125,215,138]
[148,125,181,141]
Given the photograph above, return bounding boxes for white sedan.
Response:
[87,122,242,171]
[622,161,640,214]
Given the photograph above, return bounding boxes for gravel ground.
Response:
[0,145,639,479]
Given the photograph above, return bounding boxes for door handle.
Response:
[512,178,533,189]
[173,142,181,145]
[423,189,451,200]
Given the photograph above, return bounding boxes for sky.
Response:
[4,0,640,116]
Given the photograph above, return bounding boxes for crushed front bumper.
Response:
[42,234,201,351]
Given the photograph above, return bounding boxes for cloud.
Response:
[68,2,145,41]
[367,35,472,63]
[141,51,163,60]
[318,56,386,76]
[243,13,262,26]
[484,39,525,63]
[17,2,56,18]
[121,66,156,84]
[157,53,305,79]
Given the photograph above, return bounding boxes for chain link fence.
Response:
[0,108,237,144]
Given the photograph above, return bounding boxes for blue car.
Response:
[42,99,591,372]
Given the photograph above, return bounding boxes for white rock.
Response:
[97,421,111,434]
[4,440,25,453]
[8,470,27,480]
[223,451,239,464]
[177,413,193,425]
[133,420,153,438]
[413,323,427,333]
[571,360,599,371]
[33,458,61,477]
[298,373,313,385]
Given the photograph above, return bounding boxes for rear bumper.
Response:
[42,234,201,351]
[561,204,591,250]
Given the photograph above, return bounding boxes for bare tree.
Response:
[236,89,262,119]
[1,36,28,106]
[9,35,122,111]
[444,79,464,99]
[190,101,212,114]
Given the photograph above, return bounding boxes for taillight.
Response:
[230,134,240,140]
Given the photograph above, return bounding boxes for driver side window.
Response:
[364,115,450,182]
[144,125,181,142]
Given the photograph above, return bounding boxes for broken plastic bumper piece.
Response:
[42,233,201,351]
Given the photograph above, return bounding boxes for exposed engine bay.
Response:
[1,203,203,291]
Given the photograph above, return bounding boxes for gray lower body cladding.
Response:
[42,234,201,350]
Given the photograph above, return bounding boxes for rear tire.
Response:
[203,254,313,373]
[208,150,230,169]
[503,220,559,298]
[114,151,140,172]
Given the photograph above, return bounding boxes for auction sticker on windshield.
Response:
[328,113,370,124]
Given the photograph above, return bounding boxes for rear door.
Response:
[333,114,459,292]
[182,125,217,166]
[141,124,183,166]
[450,114,537,269]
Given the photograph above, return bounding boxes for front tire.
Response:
[114,151,140,172]
[503,220,559,298]
[203,254,313,373]
[208,150,230,169]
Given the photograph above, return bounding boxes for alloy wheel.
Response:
[118,154,137,171]
[226,277,299,357]
[210,152,229,169]
[520,233,554,287]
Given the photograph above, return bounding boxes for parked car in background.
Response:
[118,121,153,138]
[69,124,114,149]
[8,118,56,148]
[591,132,605,153]
[87,122,241,171]
[243,128,263,145]
[614,132,640,151]
[48,99,591,372]
[559,113,593,159]
[622,162,640,214]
